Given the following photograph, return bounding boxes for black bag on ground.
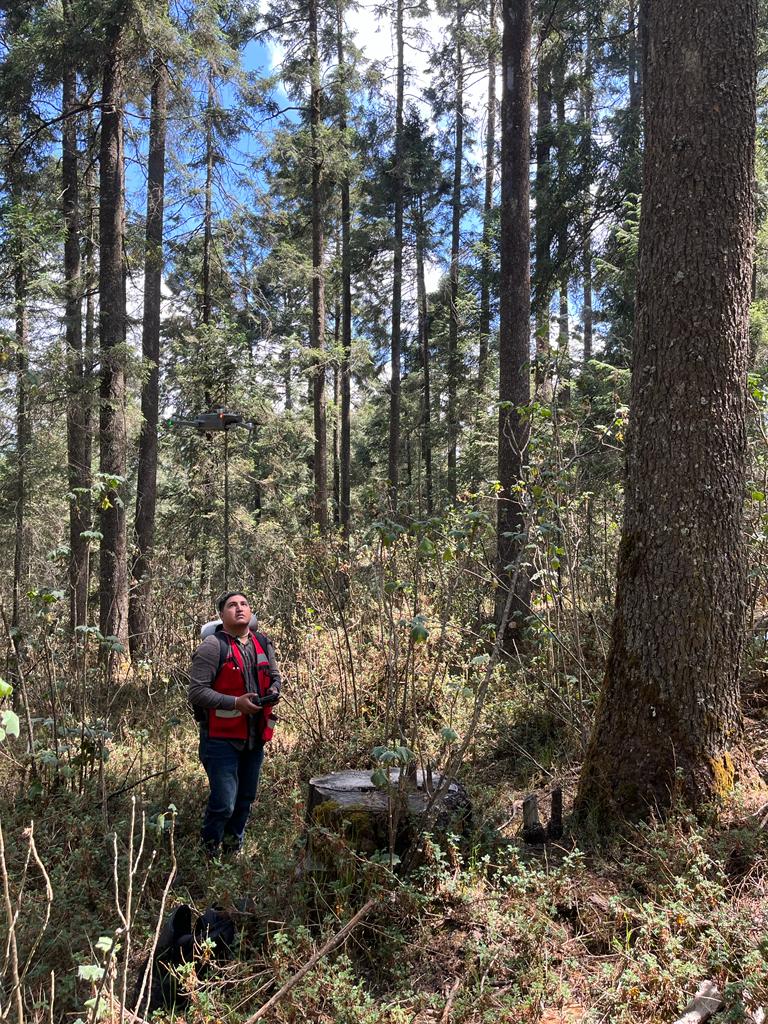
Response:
[133,904,235,1013]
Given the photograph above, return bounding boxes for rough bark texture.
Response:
[478,0,497,380]
[98,21,129,646]
[495,0,531,628]
[577,0,757,819]
[63,0,90,630]
[387,0,405,511]
[129,45,168,658]
[446,0,464,500]
[309,0,328,532]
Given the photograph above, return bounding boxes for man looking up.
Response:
[188,591,282,856]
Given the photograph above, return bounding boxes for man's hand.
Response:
[262,686,280,706]
[234,693,262,715]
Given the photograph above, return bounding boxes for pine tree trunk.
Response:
[577,0,758,819]
[447,0,464,500]
[479,0,497,380]
[202,70,214,329]
[129,43,168,658]
[98,20,129,648]
[555,63,569,382]
[337,0,352,541]
[388,0,405,512]
[581,27,594,365]
[534,40,552,388]
[309,0,328,532]
[495,0,531,631]
[332,305,341,526]
[63,0,90,631]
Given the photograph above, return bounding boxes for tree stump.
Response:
[305,769,472,871]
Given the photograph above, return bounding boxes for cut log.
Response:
[305,769,471,868]
[671,981,724,1024]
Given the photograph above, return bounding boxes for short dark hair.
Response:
[216,591,250,614]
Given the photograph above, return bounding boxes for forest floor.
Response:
[3,653,768,1024]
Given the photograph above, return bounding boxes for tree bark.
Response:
[387,0,405,512]
[98,17,129,647]
[581,26,594,365]
[478,0,497,381]
[533,38,552,388]
[309,0,328,532]
[202,69,214,328]
[555,58,569,381]
[446,0,464,500]
[337,0,352,542]
[62,0,90,631]
[129,41,168,658]
[495,0,532,630]
[577,0,758,819]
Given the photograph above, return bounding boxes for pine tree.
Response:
[577,0,758,818]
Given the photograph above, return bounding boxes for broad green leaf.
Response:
[1,710,19,740]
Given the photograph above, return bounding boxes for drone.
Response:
[165,410,253,432]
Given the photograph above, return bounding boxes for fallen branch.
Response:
[440,976,461,1024]
[242,898,376,1024]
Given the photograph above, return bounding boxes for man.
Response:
[188,591,282,855]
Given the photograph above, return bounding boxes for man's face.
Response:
[221,594,251,634]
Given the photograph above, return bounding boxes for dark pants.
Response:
[199,734,265,852]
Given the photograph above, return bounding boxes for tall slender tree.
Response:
[129,18,169,657]
[446,0,464,500]
[577,0,758,818]
[478,0,497,380]
[495,0,531,629]
[309,0,328,532]
[387,0,405,511]
[98,6,130,646]
[62,0,91,631]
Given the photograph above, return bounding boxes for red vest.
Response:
[208,632,277,742]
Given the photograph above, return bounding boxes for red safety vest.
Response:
[208,631,277,743]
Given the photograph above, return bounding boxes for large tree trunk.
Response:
[495,0,532,631]
[478,0,497,380]
[98,19,129,648]
[337,0,352,543]
[446,0,464,500]
[63,0,90,631]
[309,0,328,532]
[129,42,168,659]
[577,0,758,819]
[387,0,405,511]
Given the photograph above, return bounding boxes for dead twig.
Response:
[242,898,377,1024]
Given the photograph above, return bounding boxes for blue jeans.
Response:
[199,735,265,852]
